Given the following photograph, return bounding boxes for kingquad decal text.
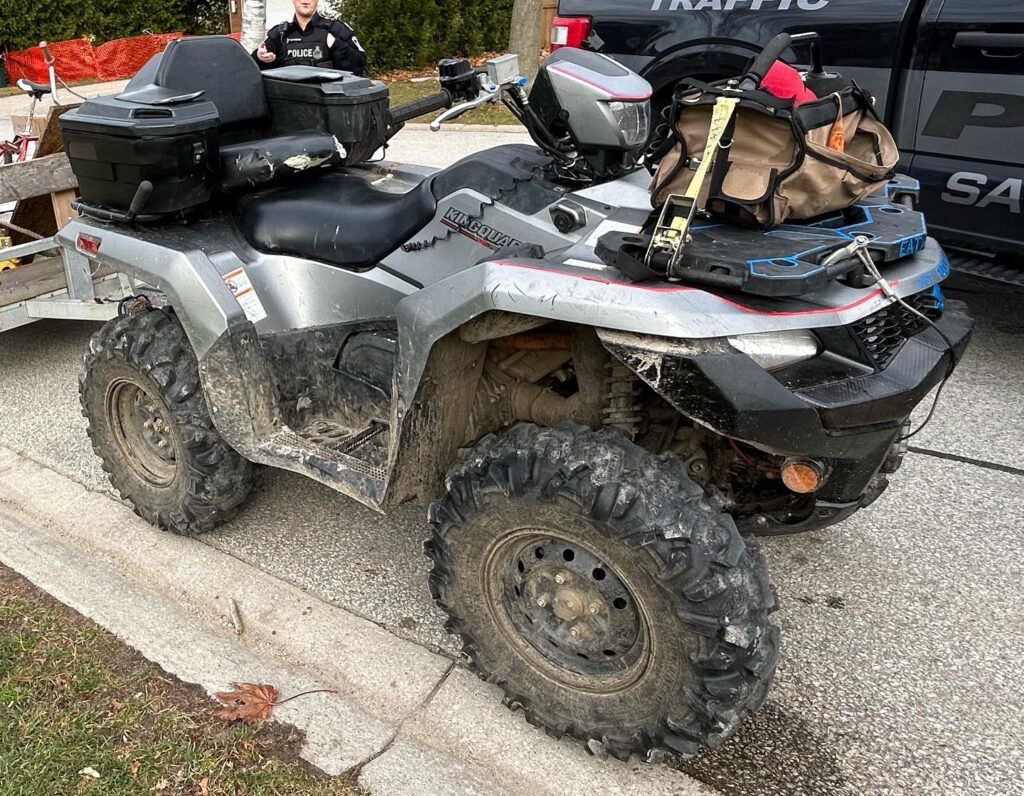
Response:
[650,0,828,10]
[441,208,524,250]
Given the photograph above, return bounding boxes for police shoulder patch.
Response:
[327,19,354,39]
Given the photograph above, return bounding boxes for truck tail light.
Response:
[551,16,591,50]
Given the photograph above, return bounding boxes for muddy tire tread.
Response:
[426,422,780,761]
[80,309,255,535]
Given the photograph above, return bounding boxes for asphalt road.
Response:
[0,129,1021,794]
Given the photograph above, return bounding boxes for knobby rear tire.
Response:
[80,309,256,535]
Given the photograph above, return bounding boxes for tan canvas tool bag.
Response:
[648,33,900,227]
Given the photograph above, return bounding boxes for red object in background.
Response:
[3,33,184,84]
[550,16,592,50]
[761,60,817,106]
[5,38,96,83]
[94,33,183,80]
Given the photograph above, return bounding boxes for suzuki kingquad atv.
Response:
[57,36,971,761]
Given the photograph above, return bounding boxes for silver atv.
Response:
[57,37,971,761]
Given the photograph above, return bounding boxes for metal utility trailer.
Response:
[0,101,132,333]
[0,235,130,333]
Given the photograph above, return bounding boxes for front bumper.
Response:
[601,299,973,533]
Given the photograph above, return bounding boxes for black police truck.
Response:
[551,0,1024,283]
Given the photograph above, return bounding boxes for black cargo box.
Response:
[262,66,389,165]
[60,89,220,216]
[59,36,270,218]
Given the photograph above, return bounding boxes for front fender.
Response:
[394,245,952,414]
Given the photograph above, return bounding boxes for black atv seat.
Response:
[17,78,51,99]
[237,173,437,271]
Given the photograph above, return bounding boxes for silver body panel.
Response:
[56,157,951,509]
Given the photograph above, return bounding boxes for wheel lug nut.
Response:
[588,603,600,614]
[569,624,585,638]
[554,574,566,585]
[536,596,548,608]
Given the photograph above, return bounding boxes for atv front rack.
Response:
[597,176,927,297]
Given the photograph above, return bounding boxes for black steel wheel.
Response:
[485,530,651,689]
[80,309,256,534]
[427,423,780,762]
[104,377,180,487]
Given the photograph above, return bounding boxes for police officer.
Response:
[254,0,367,74]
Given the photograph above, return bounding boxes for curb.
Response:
[0,446,711,795]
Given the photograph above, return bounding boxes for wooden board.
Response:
[0,256,69,304]
[542,0,559,43]
[0,255,112,306]
[8,104,79,246]
[0,153,77,204]
[9,115,47,139]
[51,188,79,229]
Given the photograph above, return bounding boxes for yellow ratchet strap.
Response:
[646,96,739,274]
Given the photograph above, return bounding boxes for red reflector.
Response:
[551,16,591,50]
[76,233,101,256]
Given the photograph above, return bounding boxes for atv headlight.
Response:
[727,330,821,371]
[605,99,651,149]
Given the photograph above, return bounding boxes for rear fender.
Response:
[56,219,239,357]
[56,219,279,461]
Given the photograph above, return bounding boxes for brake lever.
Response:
[429,78,501,132]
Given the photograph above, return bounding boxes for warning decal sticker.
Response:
[223,267,268,324]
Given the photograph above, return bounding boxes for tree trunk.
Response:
[241,0,267,53]
[509,0,543,77]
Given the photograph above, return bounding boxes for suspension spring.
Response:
[602,362,642,439]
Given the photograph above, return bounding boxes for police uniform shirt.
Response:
[255,12,367,74]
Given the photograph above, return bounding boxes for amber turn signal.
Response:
[781,459,823,494]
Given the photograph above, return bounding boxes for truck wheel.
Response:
[426,423,779,761]
[80,309,256,535]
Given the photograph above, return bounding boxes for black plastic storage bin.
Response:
[262,66,389,165]
[60,92,220,216]
[59,36,270,218]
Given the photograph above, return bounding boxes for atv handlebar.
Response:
[429,77,504,131]
[388,91,453,127]
[385,55,523,134]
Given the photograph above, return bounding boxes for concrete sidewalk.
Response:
[0,79,130,119]
[0,445,709,795]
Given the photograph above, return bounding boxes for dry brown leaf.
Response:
[196,777,210,796]
[213,682,280,723]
